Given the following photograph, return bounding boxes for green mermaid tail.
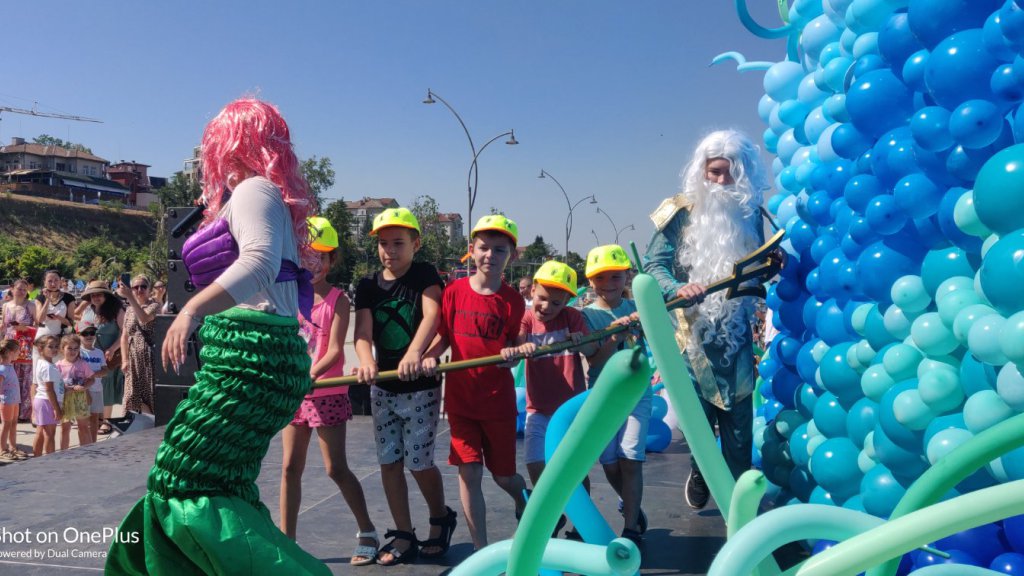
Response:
[106,308,329,576]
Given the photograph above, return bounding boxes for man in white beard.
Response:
[643,130,769,510]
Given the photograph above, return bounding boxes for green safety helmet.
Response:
[471,214,518,245]
[371,207,421,235]
[585,244,631,278]
[533,260,578,296]
[308,216,339,252]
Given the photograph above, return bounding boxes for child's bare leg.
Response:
[279,424,311,539]
[316,425,376,535]
[526,462,545,487]
[410,465,448,554]
[33,425,45,456]
[459,463,487,549]
[493,472,528,518]
[76,418,92,445]
[60,421,71,450]
[89,413,101,443]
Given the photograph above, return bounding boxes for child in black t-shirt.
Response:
[354,207,456,565]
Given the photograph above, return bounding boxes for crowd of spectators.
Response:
[0,270,164,459]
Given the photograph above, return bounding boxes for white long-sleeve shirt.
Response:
[214,176,299,318]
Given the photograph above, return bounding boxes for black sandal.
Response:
[420,506,457,559]
[376,529,417,566]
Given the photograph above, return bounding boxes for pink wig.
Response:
[200,98,315,268]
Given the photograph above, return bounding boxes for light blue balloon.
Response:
[764,61,806,102]
[891,275,931,313]
[910,312,960,356]
[967,313,1009,365]
[963,389,1014,433]
[952,303,999,343]
[1001,311,1024,365]
[846,0,893,34]
[805,106,833,144]
[798,73,831,105]
[882,343,923,381]
[883,304,913,340]
[862,364,896,402]
[925,427,974,465]
[823,56,855,92]
[803,14,844,61]
[758,94,778,123]
[892,388,936,430]
[918,364,964,413]
[823,94,851,123]
[996,362,1024,412]
[937,286,985,327]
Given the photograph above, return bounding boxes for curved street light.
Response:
[538,169,596,258]
[596,206,635,244]
[423,89,517,239]
[591,229,600,245]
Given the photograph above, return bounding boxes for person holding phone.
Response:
[116,274,159,414]
[35,270,73,338]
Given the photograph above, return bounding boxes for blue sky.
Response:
[3,1,785,255]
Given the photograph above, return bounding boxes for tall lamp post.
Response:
[596,206,635,244]
[538,169,596,258]
[591,229,600,245]
[423,89,517,239]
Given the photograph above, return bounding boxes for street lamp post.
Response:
[591,229,600,245]
[423,89,518,239]
[538,169,596,258]
[596,206,635,244]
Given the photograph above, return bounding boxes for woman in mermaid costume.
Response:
[106,98,329,575]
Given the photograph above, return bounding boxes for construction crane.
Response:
[0,103,102,124]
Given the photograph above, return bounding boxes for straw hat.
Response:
[80,280,115,299]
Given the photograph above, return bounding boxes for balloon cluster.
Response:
[738,0,1024,567]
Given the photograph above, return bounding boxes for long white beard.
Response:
[677,182,761,364]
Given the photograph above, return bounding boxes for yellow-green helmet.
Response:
[533,260,578,297]
[471,214,518,245]
[371,207,421,235]
[308,216,339,253]
[585,244,631,278]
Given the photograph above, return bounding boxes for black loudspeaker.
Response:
[108,411,155,436]
[165,205,204,260]
[154,385,191,426]
[165,259,196,315]
[151,315,202,387]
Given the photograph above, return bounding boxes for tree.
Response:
[301,156,336,213]
[33,134,92,154]
[410,195,455,270]
[565,250,587,286]
[321,198,358,286]
[154,172,202,208]
[521,236,556,264]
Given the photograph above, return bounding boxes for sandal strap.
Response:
[383,529,417,543]
[428,506,457,526]
[356,530,378,542]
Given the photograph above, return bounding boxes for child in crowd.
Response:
[280,217,378,566]
[31,335,64,456]
[0,339,25,459]
[581,245,650,544]
[57,334,94,449]
[510,260,594,538]
[78,327,109,444]
[423,214,528,551]
[354,208,454,565]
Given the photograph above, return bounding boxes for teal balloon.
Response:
[952,303,999,342]
[996,362,1024,411]
[850,303,873,335]
[883,305,913,339]
[879,379,926,451]
[974,144,1024,235]
[918,365,965,413]
[937,286,985,327]
[790,423,812,468]
[862,364,897,402]
[864,304,896,349]
[961,352,999,396]
[910,312,960,356]
[860,464,906,518]
[963,389,1014,433]
[891,275,931,313]
[925,427,974,465]
[810,437,863,500]
[921,248,977,296]
[1001,311,1024,364]
[883,343,924,381]
[967,313,1009,365]
[812,392,849,438]
[873,423,928,479]
[819,343,864,407]
[846,397,879,449]
[854,340,876,366]
[979,229,1024,315]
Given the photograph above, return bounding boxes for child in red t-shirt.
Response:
[423,214,528,551]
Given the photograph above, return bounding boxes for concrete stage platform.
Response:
[0,416,735,575]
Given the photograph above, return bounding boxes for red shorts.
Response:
[447,413,518,477]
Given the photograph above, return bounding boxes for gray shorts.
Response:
[599,391,652,465]
[89,384,103,413]
[370,385,441,471]
[524,412,551,465]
